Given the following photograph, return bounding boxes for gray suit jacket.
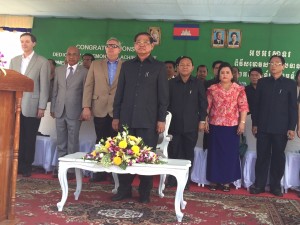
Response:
[9,53,50,117]
[51,64,88,120]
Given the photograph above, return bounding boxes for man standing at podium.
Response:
[9,33,50,177]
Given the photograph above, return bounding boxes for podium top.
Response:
[0,69,33,92]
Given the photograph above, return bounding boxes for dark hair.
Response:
[134,32,154,43]
[164,61,176,69]
[249,67,263,76]
[197,65,208,72]
[232,66,240,72]
[82,53,95,61]
[20,32,37,43]
[269,55,285,65]
[177,56,194,66]
[217,62,234,82]
[212,60,223,69]
[295,69,300,81]
[231,32,238,38]
[48,59,57,66]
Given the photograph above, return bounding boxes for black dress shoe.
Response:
[111,192,132,201]
[139,196,150,203]
[249,185,265,194]
[270,189,283,197]
[22,171,31,177]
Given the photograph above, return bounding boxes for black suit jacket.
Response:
[213,39,224,45]
[252,76,297,134]
[113,55,169,129]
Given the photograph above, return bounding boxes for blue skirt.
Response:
[206,124,241,183]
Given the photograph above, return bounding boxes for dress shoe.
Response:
[270,189,283,197]
[22,171,32,177]
[139,195,150,203]
[111,192,132,201]
[67,173,76,180]
[208,184,218,191]
[222,184,230,192]
[249,185,265,194]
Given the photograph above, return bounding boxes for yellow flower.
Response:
[113,156,122,165]
[128,135,137,142]
[119,140,127,148]
[105,141,110,148]
[131,145,140,155]
[91,150,97,157]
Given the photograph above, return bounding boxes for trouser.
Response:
[18,113,41,173]
[94,115,117,144]
[117,127,158,196]
[254,132,288,190]
[93,115,117,179]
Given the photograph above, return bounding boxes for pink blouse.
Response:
[207,82,249,126]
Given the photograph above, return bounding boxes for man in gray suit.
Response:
[9,33,50,177]
[51,46,88,178]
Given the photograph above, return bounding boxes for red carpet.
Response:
[15,170,300,225]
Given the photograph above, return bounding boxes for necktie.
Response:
[67,67,73,81]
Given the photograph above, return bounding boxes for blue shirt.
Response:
[107,60,118,86]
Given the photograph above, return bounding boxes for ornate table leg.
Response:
[57,164,69,211]
[158,174,166,198]
[74,168,82,200]
[112,173,119,194]
[174,173,186,222]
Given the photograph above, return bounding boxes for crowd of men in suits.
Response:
[10,31,299,203]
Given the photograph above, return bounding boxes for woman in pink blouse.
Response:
[205,62,249,192]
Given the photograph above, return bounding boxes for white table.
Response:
[56,152,191,222]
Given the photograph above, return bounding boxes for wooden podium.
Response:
[0,69,33,224]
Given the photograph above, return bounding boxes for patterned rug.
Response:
[15,178,300,225]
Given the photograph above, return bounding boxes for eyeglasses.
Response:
[135,41,151,46]
[269,62,282,66]
[106,44,119,49]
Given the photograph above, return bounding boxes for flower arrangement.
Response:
[0,51,7,76]
[83,126,163,170]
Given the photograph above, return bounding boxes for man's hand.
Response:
[112,119,119,131]
[82,108,92,121]
[198,122,205,132]
[252,126,258,137]
[287,130,295,140]
[37,109,45,118]
[157,121,165,134]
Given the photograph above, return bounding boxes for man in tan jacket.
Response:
[82,37,123,181]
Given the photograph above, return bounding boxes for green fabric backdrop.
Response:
[32,18,300,83]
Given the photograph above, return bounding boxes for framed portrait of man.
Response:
[211,28,225,48]
[148,27,161,46]
[227,29,241,48]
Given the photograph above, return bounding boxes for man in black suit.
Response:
[112,32,169,203]
[213,32,224,45]
[250,55,298,197]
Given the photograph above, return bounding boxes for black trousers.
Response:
[94,115,117,143]
[18,113,41,173]
[170,131,198,180]
[254,132,288,190]
[117,127,158,196]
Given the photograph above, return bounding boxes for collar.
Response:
[67,63,78,71]
[133,55,154,63]
[270,74,284,81]
[22,51,34,60]
[175,74,195,83]
[107,58,119,64]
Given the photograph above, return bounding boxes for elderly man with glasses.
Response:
[82,37,123,182]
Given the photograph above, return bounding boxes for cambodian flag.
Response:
[173,24,200,40]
